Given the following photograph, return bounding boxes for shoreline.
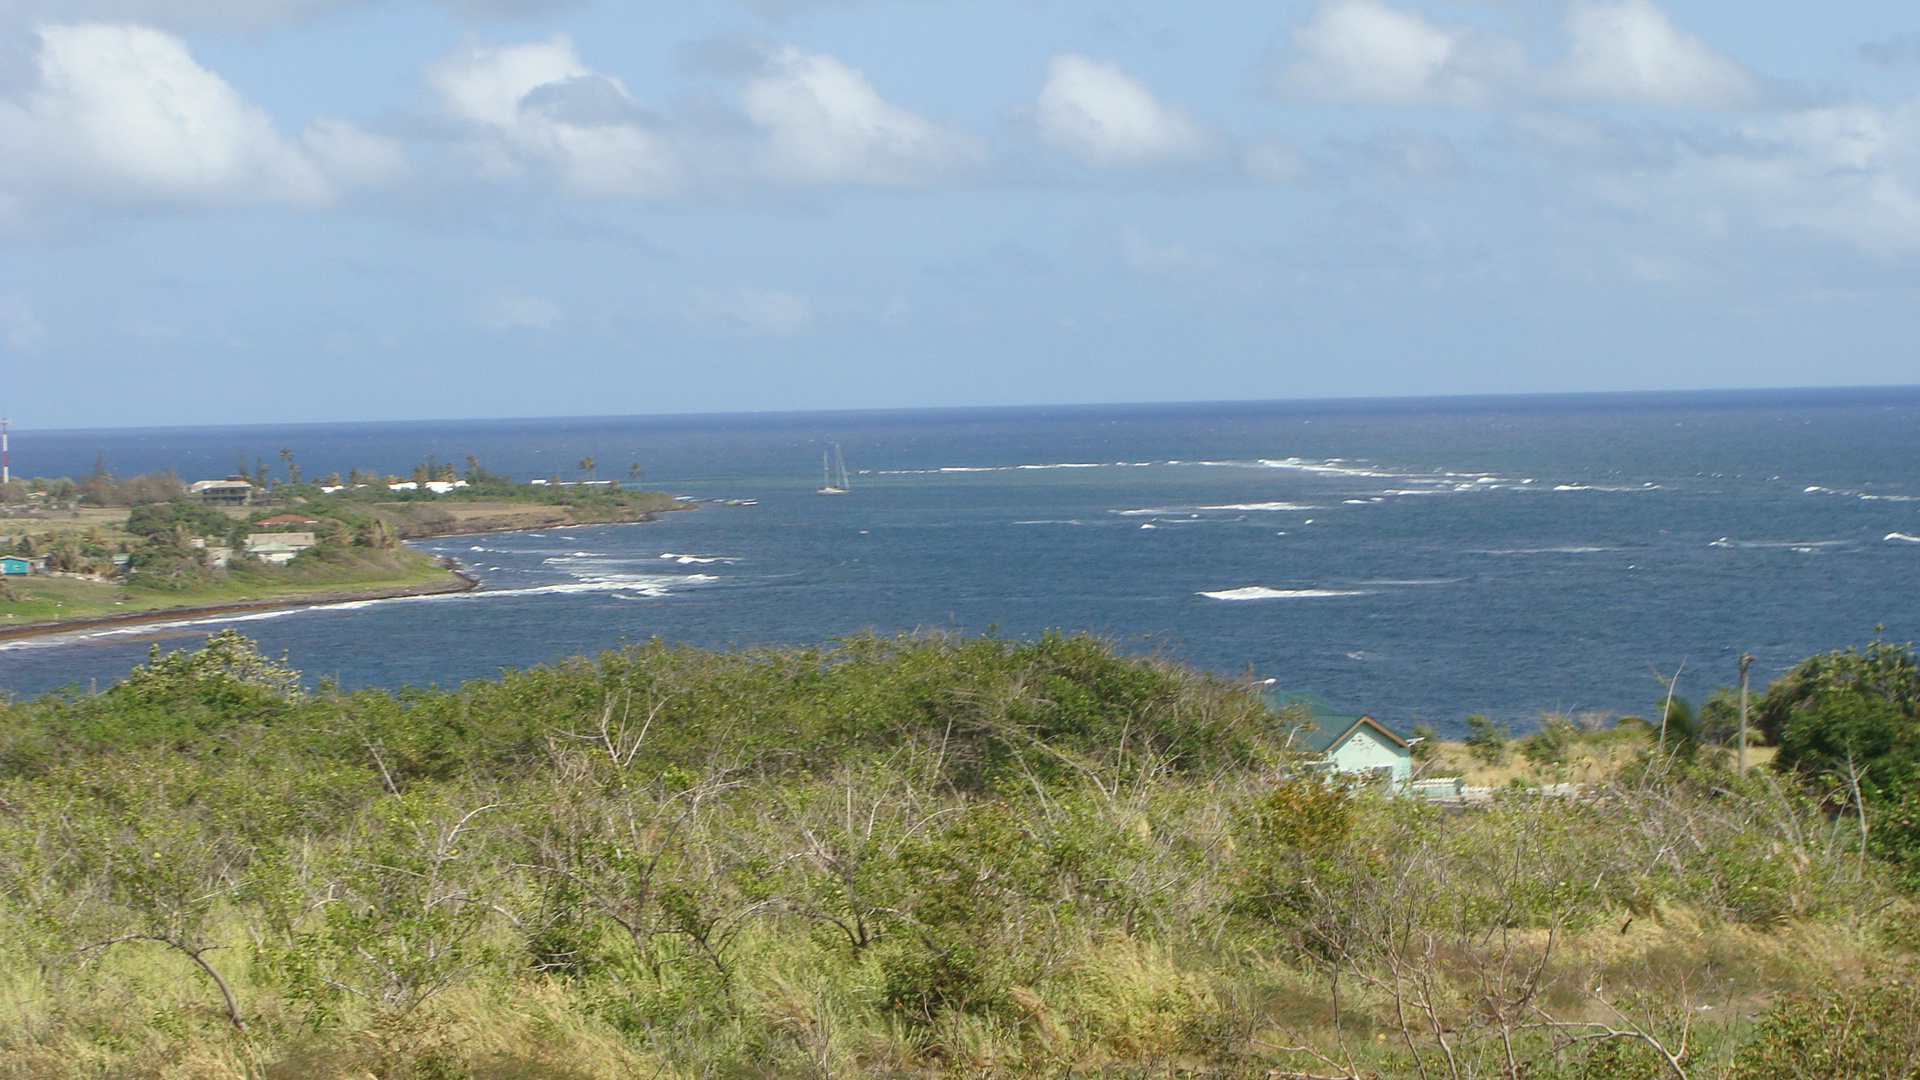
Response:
[0,570,481,644]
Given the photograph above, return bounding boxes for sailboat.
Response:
[818,443,850,495]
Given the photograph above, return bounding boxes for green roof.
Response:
[1262,689,1403,754]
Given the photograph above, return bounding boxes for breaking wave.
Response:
[1198,586,1373,601]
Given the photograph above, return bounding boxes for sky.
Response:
[1,0,1918,429]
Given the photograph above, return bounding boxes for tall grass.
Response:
[0,631,1906,1078]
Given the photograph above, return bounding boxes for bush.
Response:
[1734,968,1920,1079]
[1465,712,1509,765]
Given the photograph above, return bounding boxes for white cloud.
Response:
[1279,0,1516,108]
[0,23,401,213]
[474,289,562,329]
[1551,0,1761,109]
[427,38,982,196]
[426,34,680,198]
[1031,53,1212,169]
[302,116,412,189]
[1278,0,1761,110]
[739,46,987,186]
[1640,102,1920,255]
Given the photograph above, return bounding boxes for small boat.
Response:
[818,443,850,495]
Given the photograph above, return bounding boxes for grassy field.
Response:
[0,547,460,629]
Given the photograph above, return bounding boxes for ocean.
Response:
[2,388,1916,736]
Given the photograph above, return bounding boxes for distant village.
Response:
[0,473,365,583]
[0,451,644,590]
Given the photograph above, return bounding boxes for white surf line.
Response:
[1198,586,1373,600]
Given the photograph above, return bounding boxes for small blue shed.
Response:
[1265,689,1414,786]
[0,556,28,576]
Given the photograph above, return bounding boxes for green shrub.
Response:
[1734,968,1920,1079]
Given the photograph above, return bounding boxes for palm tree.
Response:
[278,448,300,484]
[627,462,642,484]
[578,457,596,481]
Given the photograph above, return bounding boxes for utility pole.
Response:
[1738,652,1754,777]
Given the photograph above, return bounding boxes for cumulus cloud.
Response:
[1278,0,1761,110]
[424,37,987,196]
[1551,0,1760,108]
[0,23,402,214]
[739,46,988,186]
[1279,0,1518,108]
[427,34,680,197]
[1030,53,1212,169]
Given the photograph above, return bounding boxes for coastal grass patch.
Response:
[0,545,459,630]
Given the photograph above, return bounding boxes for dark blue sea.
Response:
[3,388,1917,736]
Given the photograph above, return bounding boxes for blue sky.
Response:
[2,0,1918,428]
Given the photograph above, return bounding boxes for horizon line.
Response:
[19,382,1920,437]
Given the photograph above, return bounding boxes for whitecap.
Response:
[1116,502,1313,516]
[1712,538,1848,550]
[1199,586,1372,601]
[1472,546,1616,556]
[1886,533,1920,544]
[1254,457,1405,479]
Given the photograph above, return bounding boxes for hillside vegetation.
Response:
[0,631,1913,1079]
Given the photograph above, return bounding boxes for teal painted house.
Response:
[0,556,28,576]
[1264,689,1415,786]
